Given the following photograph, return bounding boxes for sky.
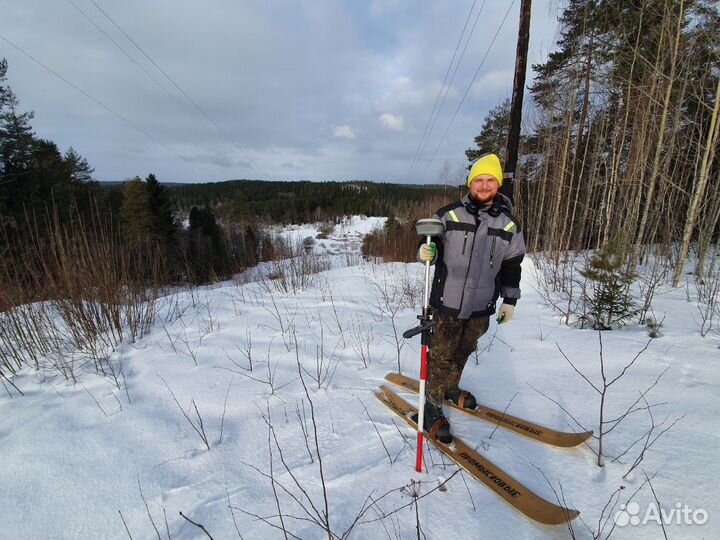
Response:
[1,0,561,184]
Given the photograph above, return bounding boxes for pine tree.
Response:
[466,98,511,164]
[0,82,34,176]
[64,147,94,183]
[145,173,176,243]
[120,177,153,244]
[0,59,35,224]
[187,206,228,282]
[29,139,74,213]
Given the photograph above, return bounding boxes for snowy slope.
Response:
[1,218,718,540]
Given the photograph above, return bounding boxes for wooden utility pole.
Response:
[502,0,532,204]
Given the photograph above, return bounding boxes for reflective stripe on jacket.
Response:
[429,193,525,319]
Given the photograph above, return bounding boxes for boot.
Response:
[412,401,453,444]
[445,385,477,410]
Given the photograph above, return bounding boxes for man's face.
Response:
[469,174,500,204]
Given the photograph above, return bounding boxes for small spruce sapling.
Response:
[581,236,638,330]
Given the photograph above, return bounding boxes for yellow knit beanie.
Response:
[467,153,503,187]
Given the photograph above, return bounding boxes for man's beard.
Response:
[470,192,495,205]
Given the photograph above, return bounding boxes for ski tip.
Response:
[565,508,581,522]
[572,431,594,444]
[536,506,580,525]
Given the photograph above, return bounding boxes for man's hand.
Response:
[497,303,515,324]
[418,242,437,263]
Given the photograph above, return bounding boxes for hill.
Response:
[1,220,717,539]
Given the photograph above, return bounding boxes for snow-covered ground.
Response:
[1,217,718,540]
[273,215,386,255]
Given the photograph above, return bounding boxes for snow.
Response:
[272,215,386,255]
[1,217,718,540]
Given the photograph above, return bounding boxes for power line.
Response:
[87,0,269,179]
[420,0,517,181]
[0,32,214,180]
[65,0,240,164]
[417,0,489,175]
[404,0,480,183]
[406,0,489,183]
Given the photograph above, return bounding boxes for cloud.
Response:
[186,151,252,169]
[1,1,559,183]
[332,125,356,140]
[379,113,405,131]
[201,154,233,168]
[470,70,514,99]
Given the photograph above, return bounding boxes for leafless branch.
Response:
[218,376,234,445]
[357,396,392,464]
[179,511,215,540]
[137,476,161,540]
[644,471,669,540]
[118,510,133,540]
[488,392,519,440]
[556,342,602,394]
[158,375,210,450]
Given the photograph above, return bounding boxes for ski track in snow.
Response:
[1,215,718,540]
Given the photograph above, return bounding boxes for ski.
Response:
[375,385,579,525]
[384,372,592,448]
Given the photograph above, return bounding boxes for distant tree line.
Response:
[0,57,451,299]
[170,179,446,226]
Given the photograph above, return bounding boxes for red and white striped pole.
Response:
[412,218,444,473]
[415,234,433,472]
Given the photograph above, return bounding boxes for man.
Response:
[416,153,525,443]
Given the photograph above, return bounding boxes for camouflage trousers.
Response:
[426,311,489,407]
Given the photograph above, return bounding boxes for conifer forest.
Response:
[1,0,718,325]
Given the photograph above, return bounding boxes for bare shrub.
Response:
[548,333,681,469]
[303,236,316,250]
[540,468,655,540]
[361,194,451,263]
[265,238,331,294]
[159,375,222,451]
[349,315,373,368]
[0,203,165,387]
[316,221,335,239]
[531,252,589,326]
[295,327,341,390]
[692,257,720,337]
[635,249,673,325]
[230,342,462,539]
[373,276,410,373]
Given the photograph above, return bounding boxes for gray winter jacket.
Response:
[427,193,525,319]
